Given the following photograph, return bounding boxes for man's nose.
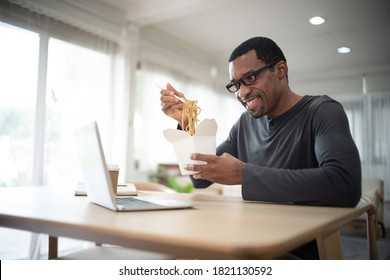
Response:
[237,84,251,100]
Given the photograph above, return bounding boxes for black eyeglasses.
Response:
[226,60,279,93]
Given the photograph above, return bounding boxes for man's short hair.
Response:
[229,36,287,64]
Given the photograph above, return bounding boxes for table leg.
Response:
[316,230,343,259]
[48,236,58,259]
[366,206,379,260]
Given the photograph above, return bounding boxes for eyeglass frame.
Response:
[225,60,279,93]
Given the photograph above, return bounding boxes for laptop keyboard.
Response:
[116,197,162,208]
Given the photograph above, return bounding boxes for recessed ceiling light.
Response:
[337,47,351,54]
[309,16,325,25]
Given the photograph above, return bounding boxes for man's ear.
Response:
[276,61,288,79]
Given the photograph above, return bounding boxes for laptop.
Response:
[74,121,194,211]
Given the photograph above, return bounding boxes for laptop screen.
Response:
[74,121,117,210]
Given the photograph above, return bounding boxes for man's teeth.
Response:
[245,97,258,105]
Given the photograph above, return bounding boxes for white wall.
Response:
[291,68,390,97]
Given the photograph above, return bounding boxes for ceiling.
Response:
[71,0,390,82]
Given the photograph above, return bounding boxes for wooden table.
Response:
[0,186,378,259]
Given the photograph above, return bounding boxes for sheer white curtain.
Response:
[368,94,390,200]
[0,0,128,259]
[338,93,390,201]
[1,0,125,188]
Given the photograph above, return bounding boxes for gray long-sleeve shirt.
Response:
[192,95,362,207]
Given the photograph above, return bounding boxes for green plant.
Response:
[148,166,193,193]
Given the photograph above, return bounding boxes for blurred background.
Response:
[0,0,389,258]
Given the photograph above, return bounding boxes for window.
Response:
[133,62,243,174]
[0,21,115,188]
[344,100,364,162]
[45,38,112,187]
[0,22,37,256]
[0,22,39,187]
[0,17,121,259]
[370,96,390,165]
[340,93,390,201]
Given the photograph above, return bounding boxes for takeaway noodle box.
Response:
[163,119,218,175]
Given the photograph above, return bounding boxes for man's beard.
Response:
[249,107,266,119]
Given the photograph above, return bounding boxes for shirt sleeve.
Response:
[242,101,362,207]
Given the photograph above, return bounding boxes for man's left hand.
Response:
[185,153,245,185]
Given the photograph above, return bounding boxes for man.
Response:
[160,37,361,259]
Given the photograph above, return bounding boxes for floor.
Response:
[0,229,95,260]
[341,233,390,260]
[340,201,390,260]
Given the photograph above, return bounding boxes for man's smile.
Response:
[242,95,261,111]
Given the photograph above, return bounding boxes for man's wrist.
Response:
[237,161,246,184]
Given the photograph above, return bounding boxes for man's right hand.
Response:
[160,83,187,126]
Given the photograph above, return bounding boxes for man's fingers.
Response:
[190,153,216,162]
[166,82,176,92]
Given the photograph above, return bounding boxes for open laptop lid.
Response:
[74,121,117,210]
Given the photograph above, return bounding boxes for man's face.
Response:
[228,50,280,118]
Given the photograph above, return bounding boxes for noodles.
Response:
[157,84,201,136]
[182,98,201,136]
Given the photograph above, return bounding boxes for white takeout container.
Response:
[163,119,218,175]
